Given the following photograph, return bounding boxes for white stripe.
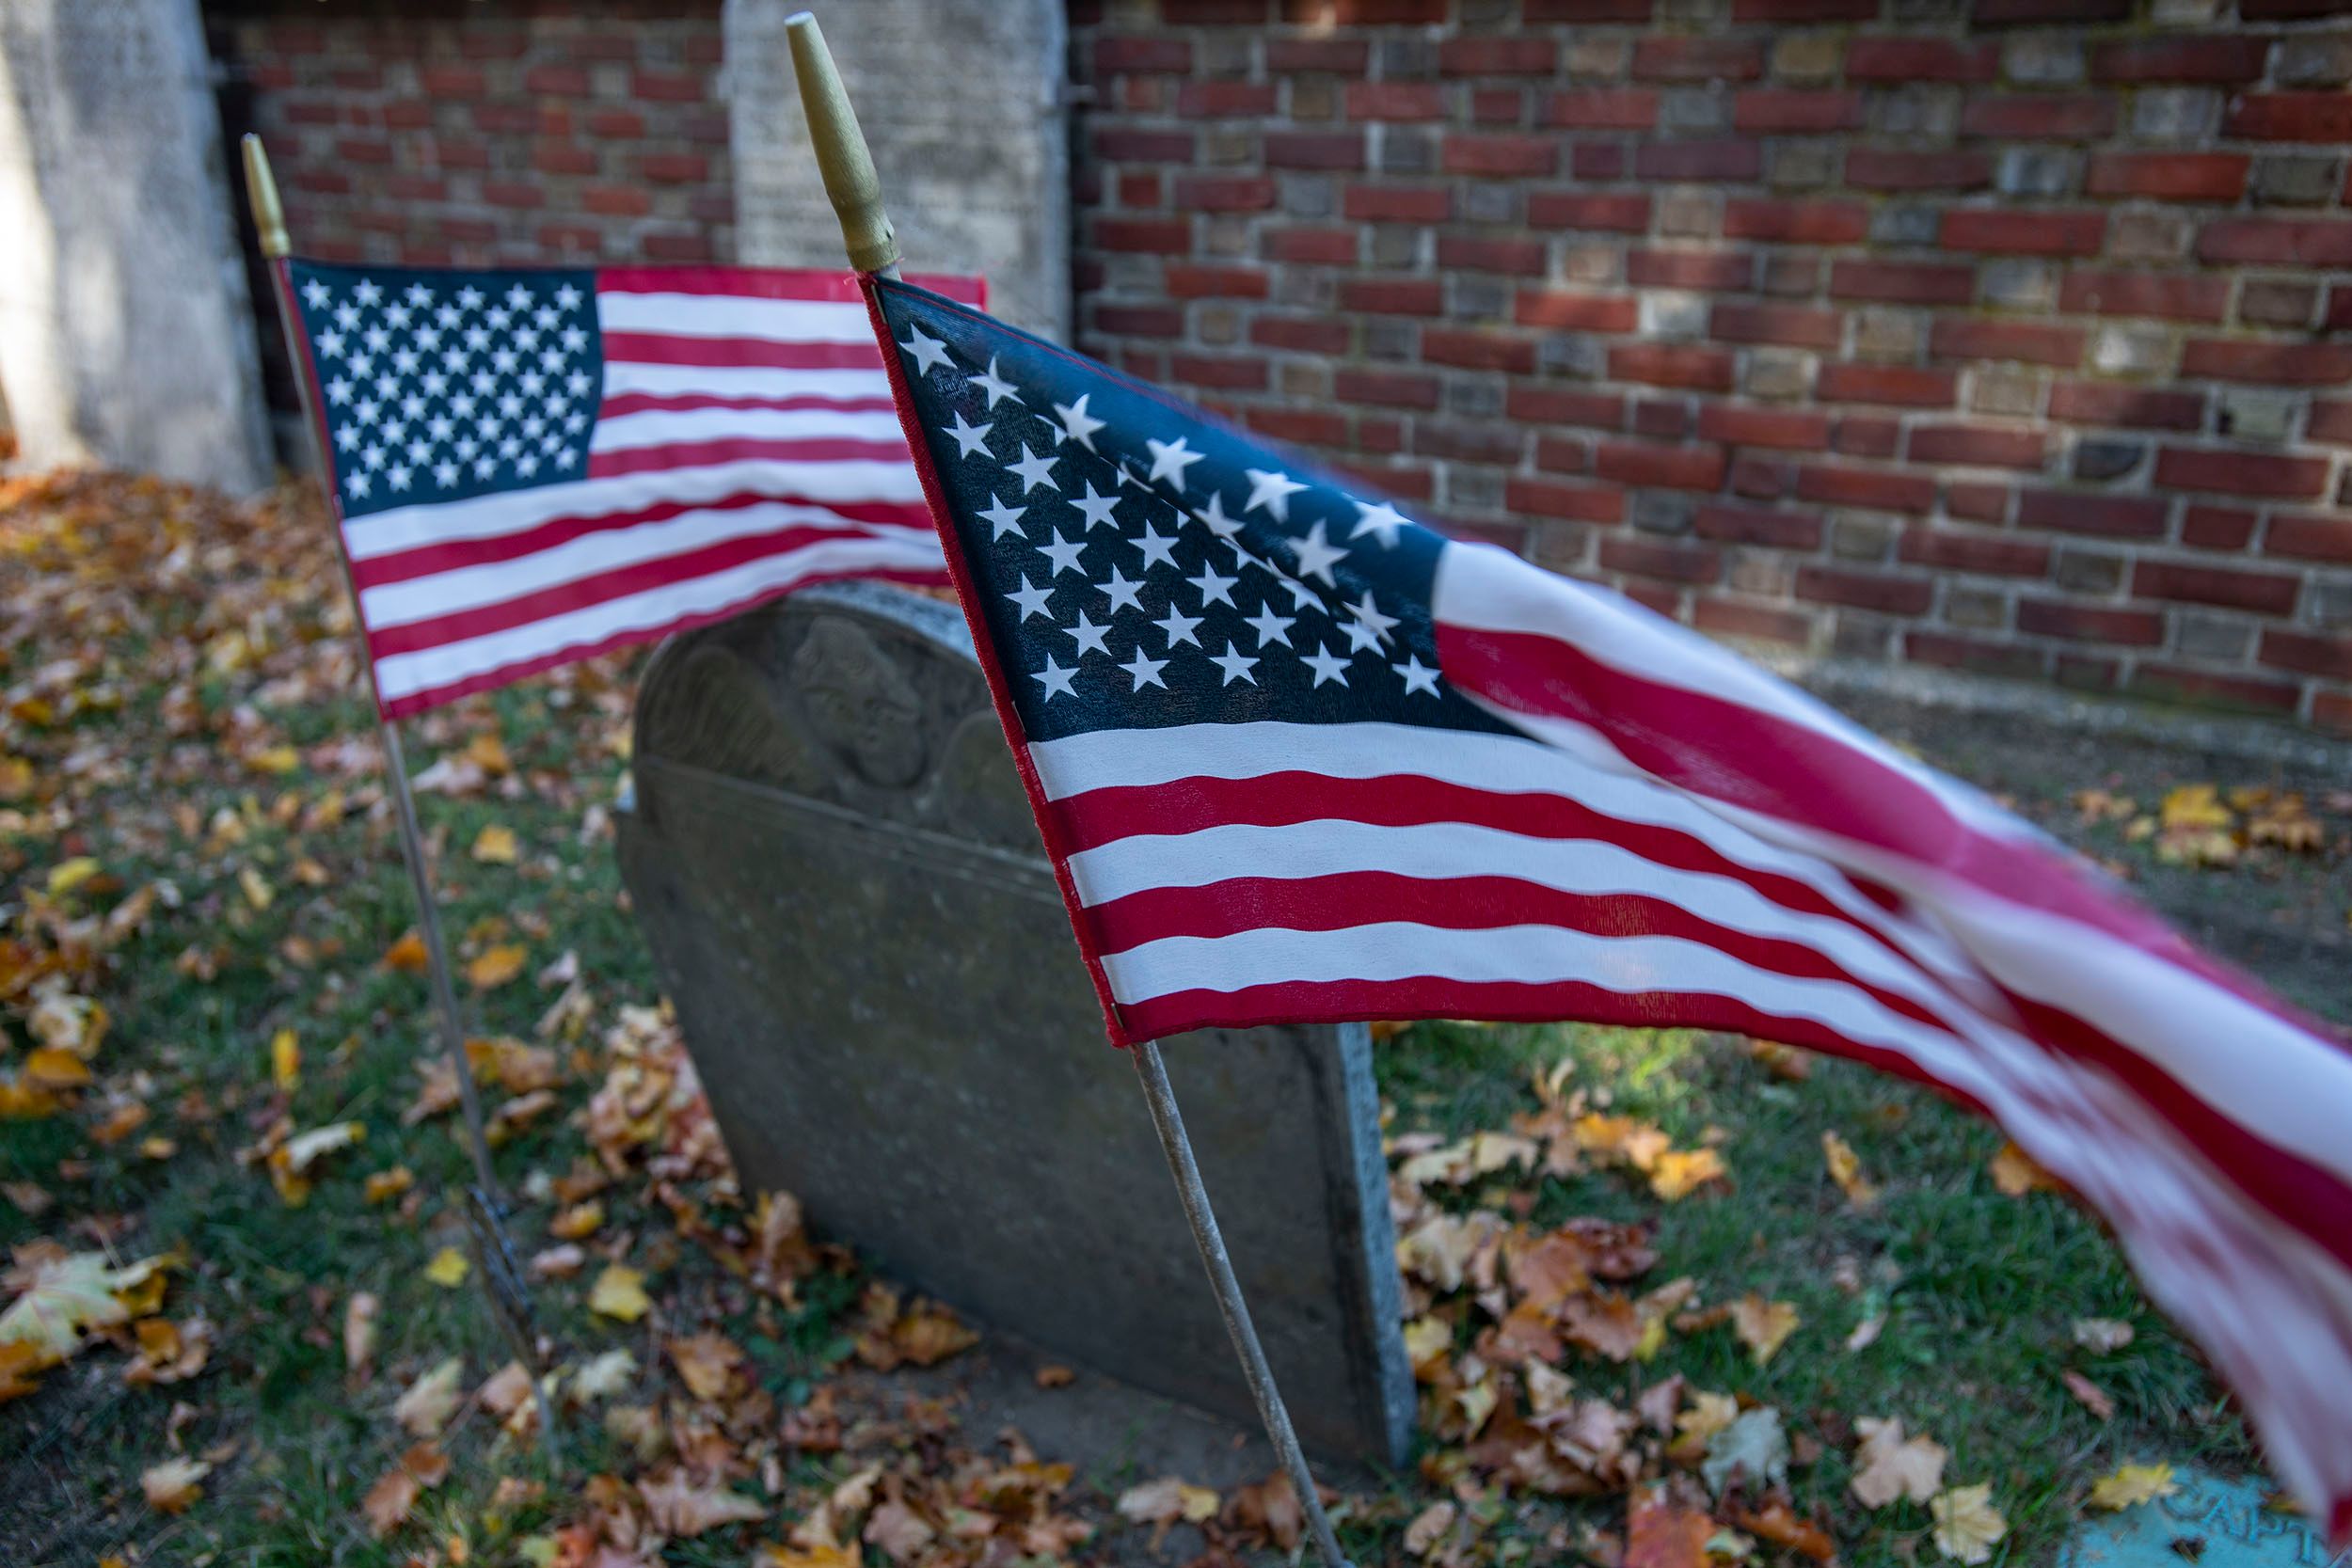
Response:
[595,292,878,346]
[341,458,925,561]
[370,533,944,703]
[600,362,894,404]
[588,404,912,455]
[358,499,904,631]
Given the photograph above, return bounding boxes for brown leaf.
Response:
[1732,1294,1801,1365]
[142,1456,212,1514]
[667,1331,746,1403]
[362,1468,421,1537]
[2062,1370,2116,1421]
[465,943,527,992]
[640,1468,767,1536]
[862,1499,936,1562]
[1731,1498,1837,1562]
[1990,1141,2064,1197]
[1851,1416,1947,1509]
[1625,1489,1714,1568]
[342,1291,378,1379]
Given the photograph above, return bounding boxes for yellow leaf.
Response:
[471,824,519,864]
[142,1456,212,1513]
[589,1263,650,1323]
[1400,1316,1452,1380]
[23,1048,91,1089]
[46,857,102,896]
[1850,1417,1948,1509]
[423,1246,471,1289]
[667,1331,746,1402]
[271,1029,300,1091]
[364,1166,415,1204]
[0,1250,163,1362]
[466,944,527,991]
[1732,1294,1801,1365]
[393,1356,465,1436]
[237,866,274,911]
[1648,1147,1726,1201]
[548,1199,604,1240]
[1931,1485,2007,1564]
[1822,1131,1879,1209]
[247,745,301,776]
[1989,1141,2063,1197]
[382,931,431,974]
[465,732,513,775]
[2159,784,2233,832]
[2088,1463,2177,1512]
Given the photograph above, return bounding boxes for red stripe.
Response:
[596,267,986,305]
[347,491,933,590]
[376,562,950,719]
[363,522,898,658]
[600,330,886,372]
[596,390,900,420]
[586,436,914,479]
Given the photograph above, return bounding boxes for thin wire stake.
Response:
[1131,1040,1354,1568]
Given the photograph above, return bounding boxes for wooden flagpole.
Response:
[785,17,1354,1566]
[240,135,562,1464]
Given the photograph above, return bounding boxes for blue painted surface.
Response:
[2061,1469,2347,1568]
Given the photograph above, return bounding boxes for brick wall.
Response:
[1069,0,2352,734]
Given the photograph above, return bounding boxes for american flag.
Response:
[864,275,2352,1538]
[276,261,981,718]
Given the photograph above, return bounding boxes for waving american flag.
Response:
[863,274,2352,1539]
[276,261,980,717]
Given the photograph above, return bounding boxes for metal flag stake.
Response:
[240,134,563,1465]
[785,14,1354,1566]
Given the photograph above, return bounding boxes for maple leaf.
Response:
[2089,1463,2177,1512]
[382,932,431,974]
[638,1468,767,1536]
[2072,1317,2135,1353]
[362,1466,422,1538]
[1702,1407,1789,1497]
[887,1302,978,1367]
[1931,1483,2008,1564]
[862,1499,936,1561]
[422,1246,470,1289]
[1850,1416,1948,1508]
[760,1546,863,1568]
[1989,1141,2063,1197]
[1730,1499,1836,1562]
[471,824,519,863]
[478,1359,535,1417]
[1822,1131,1880,1208]
[1118,1477,1220,1549]
[363,1165,414,1204]
[1626,1489,1715,1568]
[1648,1147,1727,1201]
[1404,1499,1458,1557]
[466,943,528,991]
[142,1455,212,1513]
[570,1347,636,1402]
[1732,1293,1801,1365]
[392,1355,464,1436]
[0,1248,160,1363]
[589,1263,651,1323]
[667,1331,746,1402]
[549,1199,604,1240]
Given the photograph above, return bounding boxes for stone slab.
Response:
[613,581,1413,1465]
[2061,1467,2346,1568]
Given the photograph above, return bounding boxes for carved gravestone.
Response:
[615,582,1414,1465]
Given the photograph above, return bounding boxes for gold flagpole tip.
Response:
[786,12,901,277]
[242,134,290,260]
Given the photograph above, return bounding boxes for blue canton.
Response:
[288,261,603,519]
[874,278,1510,745]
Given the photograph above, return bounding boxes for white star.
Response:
[1070,482,1120,531]
[1098,568,1147,616]
[1145,435,1204,488]
[1005,576,1056,622]
[1131,523,1180,570]
[300,277,330,309]
[1153,604,1204,649]
[1062,611,1113,658]
[435,303,462,329]
[1119,648,1169,692]
[344,470,372,498]
[433,460,459,486]
[353,278,383,307]
[1038,531,1089,578]
[1005,446,1059,494]
[332,423,360,452]
[1274,573,1325,615]
[1210,642,1260,686]
[977,497,1028,541]
[554,282,583,310]
[388,464,414,491]
[1286,521,1348,587]
[404,281,433,309]
[967,356,1021,408]
[1243,467,1309,521]
[1186,563,1239,609]
[1341,618,1385,655]
[898,323,952,376]
[332,302,362,332]
[1345,592,1399,647]
[1193,492,1243,543]
[1053,392,1106,451]
[318,330,346,360]
[1301,645,1351,688]
[1033,655,1078,702]
[946,412,993,460]
[1243,604,1295,648]
[325,375,354,406]
[1395,655,1441,697]
[503,282,532,311]
[1350,498,1410,547]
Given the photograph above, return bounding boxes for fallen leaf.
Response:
[2090,1463,2178,1512]
[142,1456,212,1513]
[640,1468,765,1535]
[1119,1476,1222,1549]
[1851,1416,1948,1508]
[46,856,103,896]
[2062,1370,2115,1420]
[1822,1131,1880,1209]
[1626,1489,1715,1568]
[863,1499,935,1561]
[270,1029,300,1091]
[1732,1294,1800,1365]
[0,1249,160,1363]
[364,1166,415,1204]
[1931,1484,2008,1564]
[1702,1407,1789,1497]
[1731,1499,1836,1562]
[466,944,527,991]
[382,932,431,974]
[1648,1147,1727,1201]
[1033,1363,1075,1389]
[667,1331,745,1402]
[1405,1499,1458,1558]
[422,1246,471,1289]
[344,1291,379,1378]
[2073,1317,2135,1353]
[589,1263,650,1323]
[570,1348,635,1402]
[1990,1141,2062,1197]
[392,1356,464,1436]
[362,1467,422,1537]
[471,824,519,864]
[238,865,274,911]
[548,1199,604,1240]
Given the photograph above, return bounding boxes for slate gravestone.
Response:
[614,581,1414,1465]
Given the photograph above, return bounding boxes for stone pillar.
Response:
[723,0,1071,342]
[0,0,271,492]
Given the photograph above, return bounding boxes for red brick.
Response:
[1573,143,1629,181]
[1723,199,1867,245]
[1343,183,1452,223]
[1528,191,1653,232]
[639,150,707,184]
[1696,404,1831,451]
[1093,217,1191,253]
[1595,440,1729,490]
[2132,559,2302,612]
[2089,36,2272,83]
[2154,447,2332,498]
[1930,317,2087,368]
[1507,476,1629,523]
[1168,353,1268,390]
[1092,126,1195,162]
[1634,140,1764,182]
[2259,629,2352,680]
[1633,400,1693,441]
[1632,37,1766,82]
[1730,455,1792,498]
[1438,37,1558,74]
[480,179,543,210]
[2058,271,2229,324]
[419,65,486,97]
[1797,466,1938,513]
[1248,315,1350,353]
[1847,38,2000,81]
[2017,598,2163,643]
[1974,0,2132,22]
[1908,424,2049,470]
[2129,665,2302,714]
[1265,130,1365,169]
[1437,233,1549,275]
[640,230,712,264]
[2198,217,2352,267]
[1946,483,2010,522]
[1843,149,1995,192]
[1900,527,2051,575]
[1420,328,1536,373]
[1597,535,1722,584]
[2086,153,2249,204]
[1443,135,1560,177]
[524,64,591,97]
[1166,264,1270,299]
[1710,301,1843,349]
[1245,406,1348,447]
[2015,488,2168,536]
[1340,277,1444,315]
[1907,631,2048,678]
[1095,35,1192,73]
[1960,95,2116,139]
[1734,91,1863,134]
[1695,502,1825,547]
[1609,344,1736,391]
[1415,420,1527,465]
[1797,565,1935,614]
[1540,89,1661,130]
[1264,226,1359,264]
[1826,260,1971,307]
[1515,290,1640,331]
[1833,416,1900,458]
[581,183,650,217]
[2181,339,2352,387]
[631,69,707,103]
[1535,434,1593,472]
[2319,692,2352,737]
[2312,400,2352,444]
[1335,367,1441,409]
[1627,249,1753,291]
[2224,93,2352,143]
[1345,82,1445,120]
[1508,385,1627,429]
[2265,512,2352,562]
[1096,304,1186,338]
[1694,596,1817,644]
[1940,209,2106,258]
[2047,381,2205,430]
[1734,0,1878,14]
[1817,364,1959,407]
[1264,37,1371,72]
[1177,81,1279,117]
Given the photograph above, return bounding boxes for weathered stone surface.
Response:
[724,0,1070,341]
[615,583,1414,1465]
[0,0,270,490]
[2059,1465,2334,1568]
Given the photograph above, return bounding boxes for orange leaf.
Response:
[1731,1499,1837,1562]
[1625,1490,1714,1568]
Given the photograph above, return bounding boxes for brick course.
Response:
[1072,0,2352,732]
